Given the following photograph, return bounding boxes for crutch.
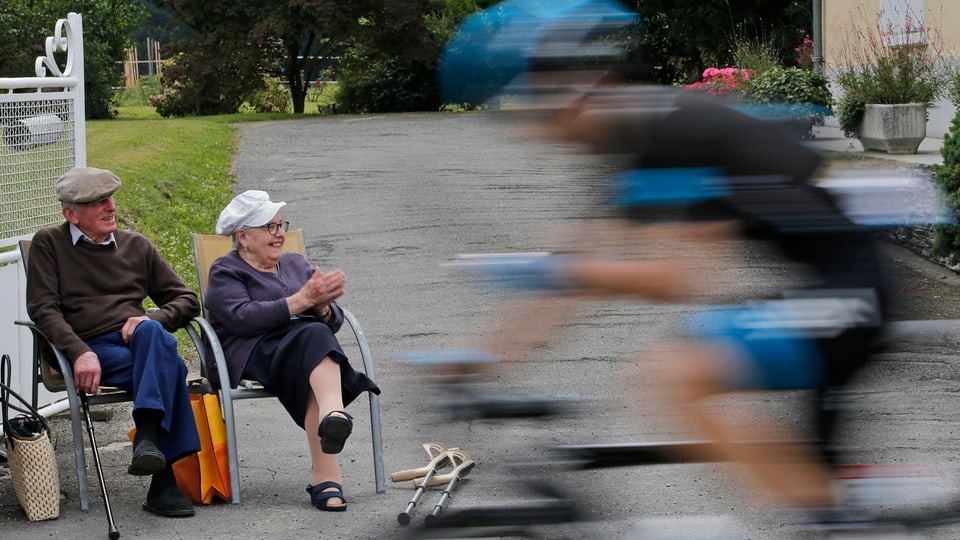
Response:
[390,442,451,482]
[410,449,473,487]
[424,456,475,524]
[80,392,120,540]
[398,449,455,525]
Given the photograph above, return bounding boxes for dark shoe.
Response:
[306,481,347,512]
[128,440,166,476]
[143,484,195,518]
[318,411,353,454]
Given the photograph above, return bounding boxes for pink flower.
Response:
[685,67,751,95]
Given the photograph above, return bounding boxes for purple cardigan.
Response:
[203,250,343,389]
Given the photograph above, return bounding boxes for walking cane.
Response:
[424,458,475,525]
[81,392,120,540]
[397,450,454,525]
[390,442,450,482]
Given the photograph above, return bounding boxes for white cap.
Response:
[216,190,287,235]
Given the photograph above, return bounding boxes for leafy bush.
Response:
[248,77,292,113]
[148,34,266,117]
[149,54,189,117]
[933,109,960,263]
[835,94,866,138]
[335,55,440,114]
[747,67,831,109]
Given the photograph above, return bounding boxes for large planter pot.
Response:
[857,102,927,154]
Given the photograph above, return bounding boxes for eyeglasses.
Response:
[251,221,289,236]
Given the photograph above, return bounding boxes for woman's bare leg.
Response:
[305,357,346,506]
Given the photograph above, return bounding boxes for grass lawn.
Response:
[87,106,323,295]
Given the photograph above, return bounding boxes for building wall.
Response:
[821,0,959,137]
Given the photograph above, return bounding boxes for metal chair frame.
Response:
[189,230,385,503]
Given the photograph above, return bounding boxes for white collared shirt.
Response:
[69,223,117,247]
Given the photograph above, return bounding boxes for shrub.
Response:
[746,66,833,130]
[747,67,831,109]
[334,55,440,114]
[933,108,960,263]
[835,94,866,137]
[248,77,292,113]
[148,34,266,117]
[149,54,189,117]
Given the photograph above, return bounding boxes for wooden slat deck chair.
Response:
[188,230,385,503]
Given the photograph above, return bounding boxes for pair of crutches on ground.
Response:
[393,442,475,525]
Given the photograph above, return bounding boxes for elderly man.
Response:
[26,167,201,517]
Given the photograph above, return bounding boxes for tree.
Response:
[0,0,146,119]
[158,0,471,114]
[328,0,444,113]
[158,0,372,114]
[148,1,272,115]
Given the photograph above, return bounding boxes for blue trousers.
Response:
[86,320,200,463]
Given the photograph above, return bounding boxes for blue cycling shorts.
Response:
[686,303,825,390]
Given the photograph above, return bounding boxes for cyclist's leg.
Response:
[656,304,836,507]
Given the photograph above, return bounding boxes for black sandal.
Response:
[318,410,353,454]
[306,481,347,512]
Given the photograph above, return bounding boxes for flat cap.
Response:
[55,167,121,204]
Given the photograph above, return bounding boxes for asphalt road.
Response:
[4,111,960,539]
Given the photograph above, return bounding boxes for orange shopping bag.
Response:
[174,393,232,504]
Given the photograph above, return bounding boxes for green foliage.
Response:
[948,69,960,108]
[335,55,440,113]
[330,1,445,113]
[423,0,492,43]
[247,77,292,114]
[933,109,960,263]
[730,34,780,76]
[114,75,162,107]
[747,67,832,111]
[835,94,866,138]
[624,1,812,84]
[149,37,267,117]
[0,1,146,119]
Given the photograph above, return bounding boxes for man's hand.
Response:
[121,315,150,343]
[73,351,101,394]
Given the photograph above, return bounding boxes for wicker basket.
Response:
[2,354,60,521]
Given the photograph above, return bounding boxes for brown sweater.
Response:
[26,223,200,363]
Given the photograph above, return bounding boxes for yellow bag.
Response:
[174,393,231,504]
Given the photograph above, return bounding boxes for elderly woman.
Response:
[204,190,380,512]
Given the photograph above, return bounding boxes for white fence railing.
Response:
[0,12,85,413]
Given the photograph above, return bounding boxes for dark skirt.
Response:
[243,320,381,429]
